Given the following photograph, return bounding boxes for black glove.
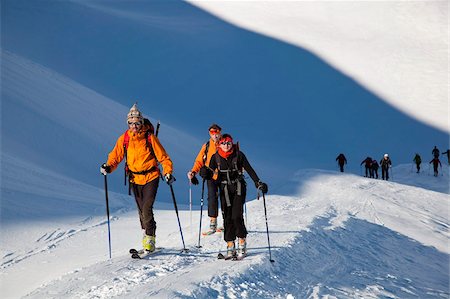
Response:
[191,176,199,185]
[100,163,111,175]
[165,173,176,185]
[199,166,212,180]
[256,181,268,194]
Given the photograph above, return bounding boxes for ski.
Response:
[129,248,161,259]
[232,253,247,261]
[202,227,223,236]
[217,252,236,260]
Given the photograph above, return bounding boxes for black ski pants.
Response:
[219,182,247,242]
[382,166,389,180]
[372,168,379,179]
[338,163,344,172]
[132,177,159,236]
[207,179,220,218]
[433,164,439,176]
[364,166,371,177]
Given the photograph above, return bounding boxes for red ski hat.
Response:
[219,134,233,144]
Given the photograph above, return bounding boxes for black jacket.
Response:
[209,148,260,186]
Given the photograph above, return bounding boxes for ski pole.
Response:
[196,179,205,248]
[244,201,248,229]
[103,175,112,259]
[261,191,275,263]
[189,181,192,237]
[169,184,188,252]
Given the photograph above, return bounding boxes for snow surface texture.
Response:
[1,167,449,298]
[1,1,449,298]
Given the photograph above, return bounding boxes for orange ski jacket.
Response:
[107,130,173,185]
[191,139,218,174]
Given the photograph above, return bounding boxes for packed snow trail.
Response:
[17,168,449,299]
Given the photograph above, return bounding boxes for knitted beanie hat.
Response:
[127,103,143,123]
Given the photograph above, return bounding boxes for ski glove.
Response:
[165,173,176,185]
[190,176,199,185]
[199,166,213,180]
[100,163,111,176]
[256,181,268,194]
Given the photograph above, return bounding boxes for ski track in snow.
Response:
[15,168,449,299]
[1,214,124,270]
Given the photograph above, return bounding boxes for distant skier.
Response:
[442,149,450,165]
[203,134,267,260]
[429,157,442,177]
[432,146,440,158]
[360,157,372,177]
[371,159,379,179]
[380,154,392,181]
[413,153,422,173]
[335,153,347,172]
[187,124,223,235]
[100,103,174,253]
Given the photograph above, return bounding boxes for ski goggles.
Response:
[209,129,221,134]
[128,121,142,127]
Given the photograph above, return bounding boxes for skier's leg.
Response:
[141,178,159,237]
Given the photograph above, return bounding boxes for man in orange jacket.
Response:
[187,124,222,235]
[100,104,174,252]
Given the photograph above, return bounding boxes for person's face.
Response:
[128,119,142,133]
[219,140,233,152]
[209,130,221,143]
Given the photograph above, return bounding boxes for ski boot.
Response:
[237,238,247,259]
[226,241,236,260]
[203,217,218,235]
[143,234,156,252]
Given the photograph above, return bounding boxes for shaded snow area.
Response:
[2,166,448,298]
[1,1,448,298]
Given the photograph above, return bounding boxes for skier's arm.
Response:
[106,134,126,173]
[150,135,173,176]
[241,152,260,184]
[191,143,207,174]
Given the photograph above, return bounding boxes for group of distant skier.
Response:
[336,145,448,179]
[415,146,448,177]
[100,104,268,260]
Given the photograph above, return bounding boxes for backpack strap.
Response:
[123,130,156,193]
[203,140,210,164]
[216,143,243,207]
[123,131,130,188]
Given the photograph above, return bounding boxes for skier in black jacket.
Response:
[429,157,442,177]
[380,153,392,180]
[360,157,372,177]
[202,134,267,260]
[335,153,347,172]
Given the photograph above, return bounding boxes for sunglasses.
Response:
[220,141,232,146]
[128,122,142,126]
[209,130,220,134]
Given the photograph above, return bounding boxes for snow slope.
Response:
[2,0,448,183]
[1,1,449,298]
[1,166,448,298]
[189,1,449,133]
